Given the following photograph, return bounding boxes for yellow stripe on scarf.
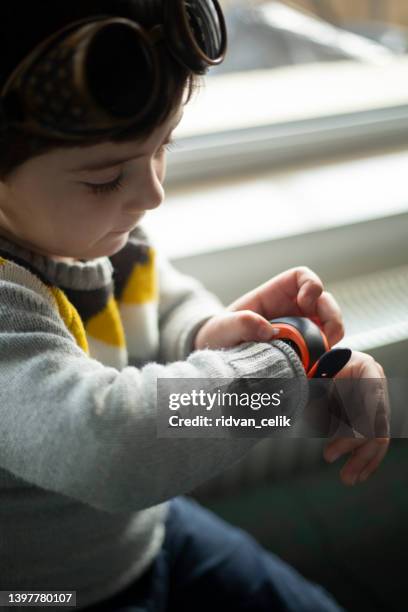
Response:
[86,295,126,347]
[121,247,158,305]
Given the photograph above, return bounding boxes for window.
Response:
[168,0,408,185]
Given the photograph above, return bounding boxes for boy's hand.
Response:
[194,266,344,350]
[323,351,390,486]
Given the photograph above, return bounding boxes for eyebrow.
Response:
[68,115,183,173]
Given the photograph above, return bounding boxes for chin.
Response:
[76,229,132,260]
[100,234,130,257]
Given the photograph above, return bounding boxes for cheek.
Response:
[9,192,55,231]
[46,195,106,238]
[57,186,100,216]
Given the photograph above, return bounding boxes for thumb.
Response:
[195,311,279,350]
[229,310,280,344]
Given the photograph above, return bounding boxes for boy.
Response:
[0,1,388,610]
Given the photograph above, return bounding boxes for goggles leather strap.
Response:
[0,2,226,140]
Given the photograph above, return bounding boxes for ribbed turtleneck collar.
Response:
[0,233,114,290]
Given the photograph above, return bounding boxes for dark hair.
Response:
[0,0,200,181]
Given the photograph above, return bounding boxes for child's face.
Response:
[0,105,183,262]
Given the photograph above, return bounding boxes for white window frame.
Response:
[166,58,408,186]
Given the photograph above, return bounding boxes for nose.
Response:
[124,160,164,213]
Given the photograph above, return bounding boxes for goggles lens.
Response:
[86,22,155,118]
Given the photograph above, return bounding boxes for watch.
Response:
[269,317,351,378]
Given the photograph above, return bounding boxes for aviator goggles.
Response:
[0,0,227,141]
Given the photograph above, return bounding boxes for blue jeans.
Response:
[87,496,346,612]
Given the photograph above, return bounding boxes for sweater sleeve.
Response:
[157,251,226,363]
[0,266,308,515]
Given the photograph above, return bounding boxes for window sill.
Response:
[166,59,408,184]
[144,144,408,261]
[176,59,408,138]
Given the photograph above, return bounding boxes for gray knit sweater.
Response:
[0,226,308,610]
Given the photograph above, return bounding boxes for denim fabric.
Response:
[85,496,346,612]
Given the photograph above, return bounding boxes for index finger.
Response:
[295,267,324,316]
[315,291,345,346]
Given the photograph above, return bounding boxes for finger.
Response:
[337,376,382,438]
[333,357,390,437]
[339,438,389,485]
[359,376,389,437]
[359,441,390,482]
[194,311,266,349]
[296,268,324,317]
[315,291,345,346]
[375,361,386,377]
[234,310,280,343]
[226,270,300,318]
[323,436,364,463]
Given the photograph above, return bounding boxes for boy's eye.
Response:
[83,138,178,196]
[85,174,124,195]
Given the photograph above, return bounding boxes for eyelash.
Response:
[85,139,178,195]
